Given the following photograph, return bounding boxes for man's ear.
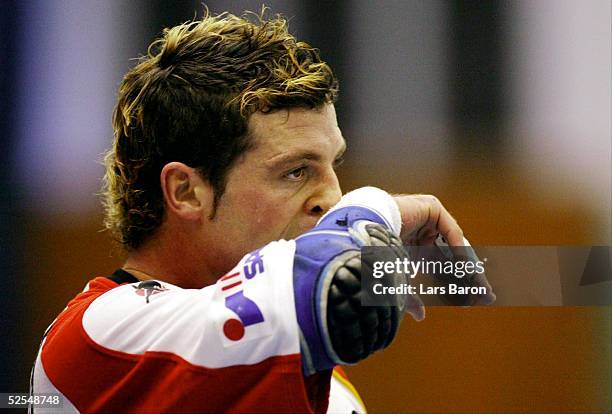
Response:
[160,162,213,220]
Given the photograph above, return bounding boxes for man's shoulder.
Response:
[62,275,125,308]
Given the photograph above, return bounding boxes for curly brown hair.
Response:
[102,10,338,250]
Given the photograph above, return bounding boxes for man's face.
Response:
[203,104,345,276]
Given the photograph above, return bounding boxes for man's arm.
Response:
[78,188,489,373]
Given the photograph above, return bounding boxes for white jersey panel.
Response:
[82,239,299,368]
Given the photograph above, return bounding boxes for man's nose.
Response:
[306,171,342,216]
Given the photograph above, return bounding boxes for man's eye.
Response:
[333,157,345,169]
[285,167,307,181]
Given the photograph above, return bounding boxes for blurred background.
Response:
[1,0,610,412]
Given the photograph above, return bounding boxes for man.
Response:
[31,11,494,413]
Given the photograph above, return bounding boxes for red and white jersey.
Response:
[32,239,366,413]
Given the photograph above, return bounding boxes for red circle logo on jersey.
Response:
[223,318,245,341]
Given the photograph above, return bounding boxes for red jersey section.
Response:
[40,277,331,413]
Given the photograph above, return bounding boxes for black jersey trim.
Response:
[107,268,139,285]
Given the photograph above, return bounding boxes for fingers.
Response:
[471,271,496,305]
[404,292,425,321]
[395,195,464,247]
[430,200,464,247]
[394,193,496,307]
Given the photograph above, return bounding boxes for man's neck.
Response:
[123,233,218,289]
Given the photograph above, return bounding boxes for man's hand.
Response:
[393,194,496,306]
[393,194,464,246]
